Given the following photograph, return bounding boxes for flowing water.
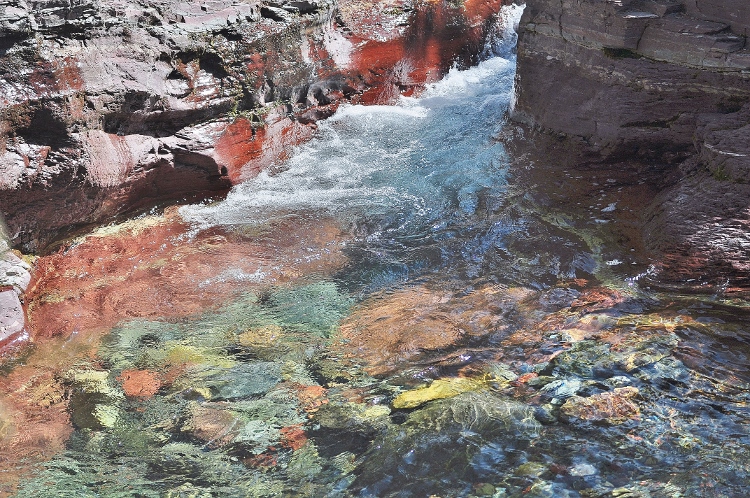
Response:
[5,4,750,497]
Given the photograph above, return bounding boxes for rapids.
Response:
[4,4,750,497]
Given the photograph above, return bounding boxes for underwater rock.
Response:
[351,391,540,496]
[538,378,582,405]
[413,391,541,437]
[280,424,308,451]
[290,384,329,414]
[544,340,614,379]
[268,282,352,337]
[117,369,162,399]
[25,212,350,341]
[203,362,282,401]
[314,401,391,434]
[238,324,284,348]
[66,369,124,429]
[515,461,547,477]
[392,376,496,409]
[182,403,242,448]
[560,387,641,425]
[339,285,532,376]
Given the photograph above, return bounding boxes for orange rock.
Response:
[293,384,329,414]
[117,369,162,399]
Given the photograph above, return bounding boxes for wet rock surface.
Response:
[512,0,750,291]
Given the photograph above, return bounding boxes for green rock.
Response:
[286,443,324,482]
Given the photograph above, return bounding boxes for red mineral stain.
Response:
[213,112,316,183]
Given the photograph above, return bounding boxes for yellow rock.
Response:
[392,377,489,409]
[238,324,283,347]
[163,344,235,369]
[515,461,547,477]
[93,404,119,428]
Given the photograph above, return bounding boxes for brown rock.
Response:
[560,386,641,425]
[183,404,240,448]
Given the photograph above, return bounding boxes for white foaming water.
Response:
[180,4,525,231]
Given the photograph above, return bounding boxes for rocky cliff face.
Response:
[512,0,750,293]
[0,0,506,252]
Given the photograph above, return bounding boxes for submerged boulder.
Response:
[560,386,641,425]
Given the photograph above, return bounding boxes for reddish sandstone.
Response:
[341,0,510,104]
[213,111,318,183]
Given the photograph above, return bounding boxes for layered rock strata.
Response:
[513,0,750,293]
[1,0,507,252]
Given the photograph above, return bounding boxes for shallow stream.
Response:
[4,5,750,497]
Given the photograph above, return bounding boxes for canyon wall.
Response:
[513,0,750,293]
[0,0,506,252]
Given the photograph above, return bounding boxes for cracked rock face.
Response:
[1,0,508,252]
[512,0,750,294]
